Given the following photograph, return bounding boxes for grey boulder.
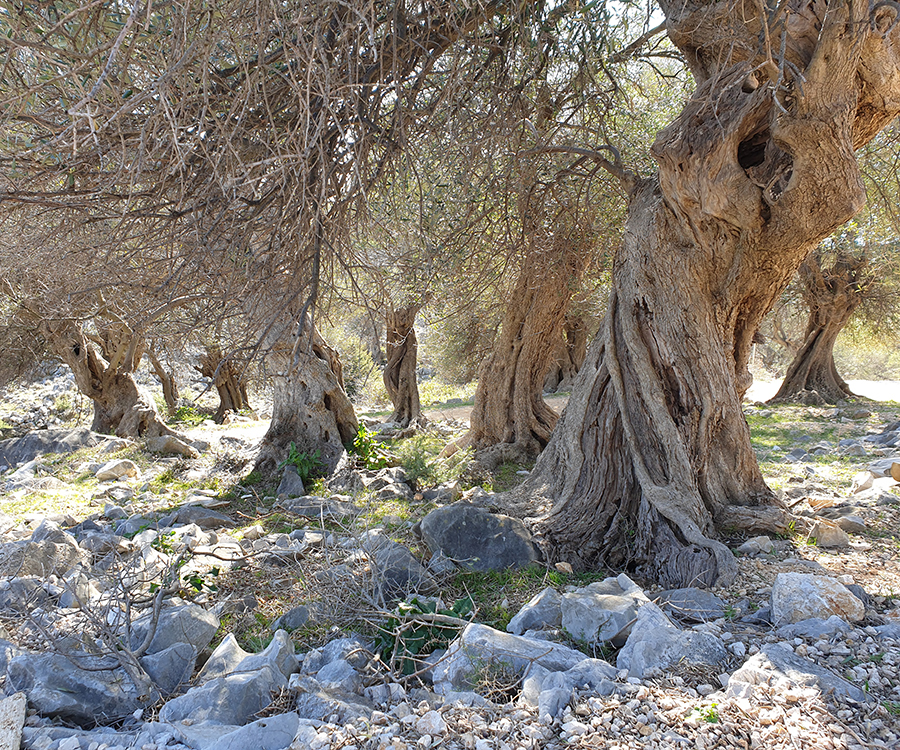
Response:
[159,666,285,725]
[0,428,108,468]
[140,642,197,695]
[199,630,298,683]
[433,623,586,694]
[727,643,866,703]
[560,574,649,646]
[418,503,538,571]
[206,712,301,750]
[130,603,219,655]
[277,465,306,498]
[507,587,562,635]
[656,587,726,623]
[6,651,160,725]
[616,603,727,679]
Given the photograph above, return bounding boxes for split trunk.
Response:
[42,320,177,439]
[198,346,253,423]
[770,250,871,403]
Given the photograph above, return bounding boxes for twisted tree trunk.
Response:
[503,0,900,588]
[198,345,253,423]
[458,227,588,467]
[42,320,177,438]
[146,347,179,416]
[770,249,871,403]
[544,315,589,393]
[257,320,358,474]
[383,305,424,428]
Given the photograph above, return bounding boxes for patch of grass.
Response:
[884,700,900,716]
[482,460,534,494]
[392,433,471,488]
[447,566,606,631]
[418,380,477,408]
[167,404,208,427]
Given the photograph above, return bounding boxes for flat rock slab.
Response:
[728,643,867,703]
[656,588,726,622]
[0,692,26,750]
[433,623,586,693]
[0,428,110,468]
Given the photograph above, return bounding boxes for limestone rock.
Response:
[174,506,236,529]
[809,519,850,548]
[146,435,200,458]
[507,587,562,635]
[0,428,108,468]
[418,503,539,571]
[727,643,866,703]
[140,642,197,694]
[206,713,301,750]
[130,603,219,655]
[0,693,26,750]
[771,573,865,625]
[199,630,298,683]
[736,536,775,555]
[95,459,139,482]
[277,465,306,498]
[656,587,726,622]
[560,574,648,646]
[616,603,727,679]
[6,651,159,726]
[159,666,285,725]
[432,623,585,694]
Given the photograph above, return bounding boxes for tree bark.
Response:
[769,250,870,403]
[41,320,178,438]
[458,227,588,466]
[544,315,589,393]
[146,347,179,416]
[198,345,253,423]
[383,305,424,428]
[503,1,900,588]
[257,320,359,475]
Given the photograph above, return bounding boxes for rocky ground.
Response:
[0,370,898,750]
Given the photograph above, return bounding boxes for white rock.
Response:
[771,573,865,625]
[95,459,139,482]
[415,711,446,735]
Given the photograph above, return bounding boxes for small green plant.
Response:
[242,470,263,486]
[347,425,391,470]
[278,443,325,481]
[373,595,474,675]
[693,703,719,723]
[183,567,220,594]
[884,700,900,716]
[723,605,738,621]
[52,394,75,417]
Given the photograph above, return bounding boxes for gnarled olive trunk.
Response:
[146,348,179,416]
[41,320,178,438]
[258,321,358,474]
[383,305,424,428]
[770,250,870,403]
[460,230,588,466]
[504,1,900,588]
[198,345,253,423]
[544,315,589,393]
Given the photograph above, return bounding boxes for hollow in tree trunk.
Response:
[198,345,253,423]
[769,249,871,404]
[544,315,589,393]
[257,319,359,475]
[457,226,589,467]
[41,320,178,438]
[383,305,424,428]
[502,1,900,588]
